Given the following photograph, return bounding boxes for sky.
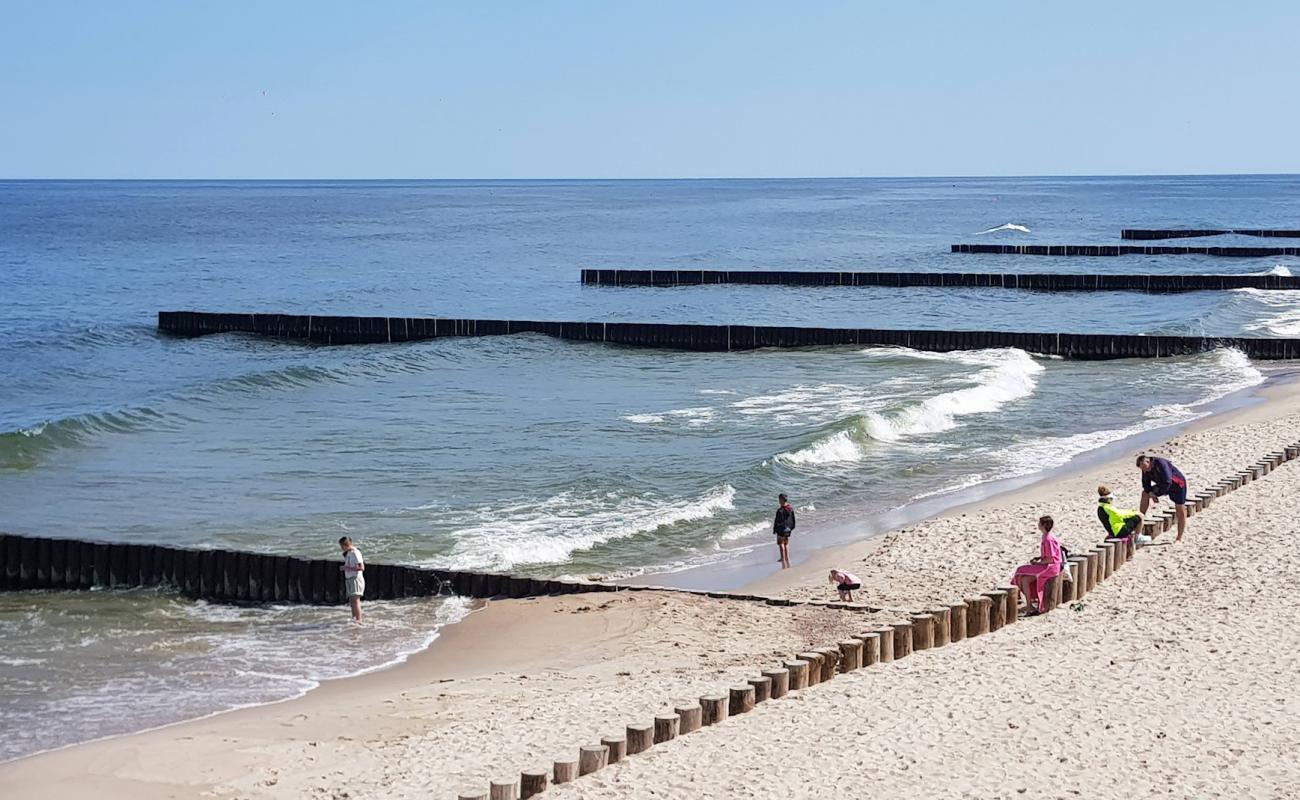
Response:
[1,1,1297,179]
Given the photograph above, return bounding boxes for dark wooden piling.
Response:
[158,312,1300,361]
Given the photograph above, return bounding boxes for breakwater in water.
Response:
[952,243,1300,257]
[158,311,1300,360]
[580,269,1300,292]
[0,532,612,603]
[1122,229,1300,240]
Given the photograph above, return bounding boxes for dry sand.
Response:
[6,382,1300,799]
[549,443,1300,799]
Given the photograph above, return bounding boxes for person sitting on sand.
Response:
[1011,515,1063,616]
[1097,485,1144,540]
[1137,454,1189,541]
[773,493,796,569]
[828,569,861,602]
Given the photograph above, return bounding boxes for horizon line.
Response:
[3,171,1299,183]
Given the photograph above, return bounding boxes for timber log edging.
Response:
[580,268,1300,292]
[157,311,1300,360]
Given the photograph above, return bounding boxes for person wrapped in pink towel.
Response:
[1011,515,1063,616]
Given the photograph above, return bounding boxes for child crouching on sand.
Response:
[829,569,861,602]
[1011,516,1062,616]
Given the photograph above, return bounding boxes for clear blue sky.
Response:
[2,1,1297,179]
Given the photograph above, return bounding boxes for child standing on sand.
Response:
[773,493,796,569]
[1011,515,1062,616]
[339,536,365,623]
[828,569,861,601]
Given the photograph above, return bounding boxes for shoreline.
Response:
[5,368,1300,796]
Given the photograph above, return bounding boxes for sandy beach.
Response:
[6,378,1300,799]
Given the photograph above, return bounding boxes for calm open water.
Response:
[2,175,1298,760]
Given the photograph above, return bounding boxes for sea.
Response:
[2,175,1299,761]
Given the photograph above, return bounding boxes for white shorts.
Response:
[345,575,365,598]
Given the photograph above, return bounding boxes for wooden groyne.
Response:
[953,243,1300,257]
[0,533,613,603]
[158,311,1300,360]
[1122,229,1300,240]
[580,268,1300,292]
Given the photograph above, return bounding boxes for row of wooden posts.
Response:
[455,443,1300,800]
[580,269,1300,293]
[952,243,1300,257]
[1120,228,1300,240]
[158,310,1300,361]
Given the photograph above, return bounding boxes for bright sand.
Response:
[6,380,1300,798]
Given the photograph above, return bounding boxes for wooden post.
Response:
[816,646,841,681]
[654,714,680,743]
[783,660,809,691]
[1125,536,1136,560]
[948,602,967,643]
[626,723,654,755]
[874,627,895,662]
[520,769,549,799]
[891,622,913,660]
[748,676,773,703]
[553,758,579,784]
[1110,538,1127,568]
[999,586,1020,625]
[675,703,703,732]
[490,779,519,800]
[1043,575,1062,612]
[1086,551,1101,590]
[700,695,729,725]
[799,652,824,685]
[763,667,790,698]
[854,632,881,666]
[579,745,609,776]
[909,614,935,650]
[966,596,991,637]
[1102,541,1117,574]
[458,792,488,800]
[729,685,756,715]
[600,736,626,764]
[927,607,951,647]
[838,639,863,670]
[1065,559,1082,600]
[983,590,1007,631]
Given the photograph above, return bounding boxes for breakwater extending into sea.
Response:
[159,310,1300,360]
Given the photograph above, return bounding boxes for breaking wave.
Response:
[774,348,1043,466]
[974,223,1031,235]
[432,484,738,571]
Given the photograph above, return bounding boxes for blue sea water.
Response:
[1,175,1298,760]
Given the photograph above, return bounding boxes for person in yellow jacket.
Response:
[1097,485,1144,540]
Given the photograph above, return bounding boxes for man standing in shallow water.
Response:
[339,536,365,623]
[773,493,796,569]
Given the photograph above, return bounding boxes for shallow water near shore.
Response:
[3,175,1300,760]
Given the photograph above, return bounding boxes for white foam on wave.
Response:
[1005,348,1262,476]
[1235,288,1300,336]
[622,407,716,427]
[974,223,1031,235]
[731,383,892,426]
[1248,264,1293,277]
[437,484,737,571]
[772,348,1044,466]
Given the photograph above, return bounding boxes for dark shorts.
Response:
[837,582,861,592]
[1168,483,1188,505]
[1117,516,1140,537]
[776,532,791,542]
